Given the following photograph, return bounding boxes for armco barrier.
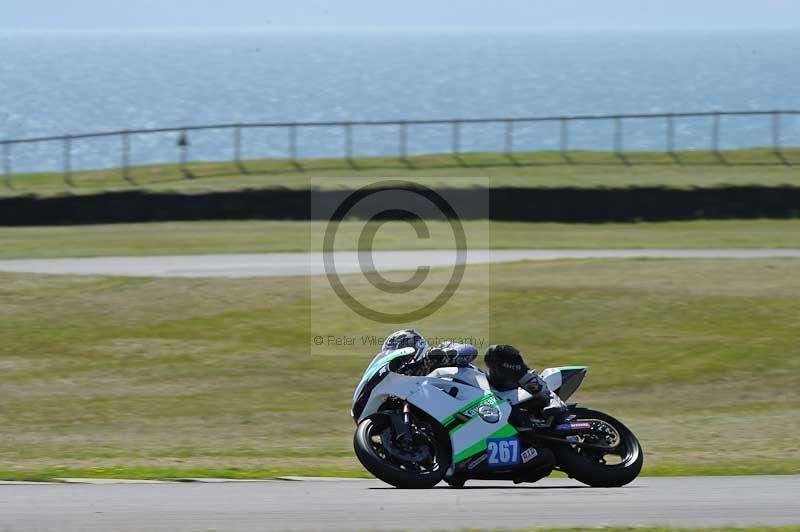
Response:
[1,186,799,226]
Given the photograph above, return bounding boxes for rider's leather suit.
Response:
[402,342,566,417]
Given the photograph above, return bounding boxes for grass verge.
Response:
[3,148,799,196]
[1,258,798,480]
[1,219,800,259]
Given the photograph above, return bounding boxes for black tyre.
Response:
[552,407,643,488]
[444,476,466,488]
[354,413,450,489]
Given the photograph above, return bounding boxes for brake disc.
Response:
[380,428,431,462]
[587,420,621,448]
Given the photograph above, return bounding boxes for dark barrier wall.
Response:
[1,187,799,226]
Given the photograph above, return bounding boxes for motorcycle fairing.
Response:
[352,347,416,404]
[541,366,589,401]
[428,365,590,404]
[447,403,518,464]
[427,366,491,391]
[355,370,518,466]
[353,358,588,471]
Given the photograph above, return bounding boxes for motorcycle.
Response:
[351,347,643,488]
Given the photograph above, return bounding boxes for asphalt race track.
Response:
[1,476,798,531]
[0,249,798,278]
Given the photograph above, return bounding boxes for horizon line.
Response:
[2,25,800,35]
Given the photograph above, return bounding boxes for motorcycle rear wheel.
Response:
[354,413,450,489]
[552,407,643,488]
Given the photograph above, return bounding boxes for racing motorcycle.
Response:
[351,347,643,488]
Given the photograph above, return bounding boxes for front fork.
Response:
[388,402,412,439]
[402,402,412,425]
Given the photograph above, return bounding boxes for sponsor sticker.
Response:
[521,447,539,463]
[467,453,487,470]
[555,422,592,432]
[463,395,500,420]
[477,404,500,423]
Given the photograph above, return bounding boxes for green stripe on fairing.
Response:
[448,397,508,436]
[448,418,470,436]
[453,423,518,463]
[358,348,416,384]
[448,416,478,437]
[440,392,497,426]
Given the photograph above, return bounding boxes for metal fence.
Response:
[2,109,799,188]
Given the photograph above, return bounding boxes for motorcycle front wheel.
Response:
[552,407,643,488]
[354,412,450,489]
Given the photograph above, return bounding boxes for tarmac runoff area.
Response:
[0,249,799,278]
[0,475,798,531]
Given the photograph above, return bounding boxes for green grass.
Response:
[1,258,799,480]
[3,148,799,196]
[1,219,800,260]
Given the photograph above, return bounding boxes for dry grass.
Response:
[1,219,800,260]
[3,147,800,197]
[1,258,799,479]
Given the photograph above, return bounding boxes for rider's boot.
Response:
[519,371,567,419]
[541,390,568,418]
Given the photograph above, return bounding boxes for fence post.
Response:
[452,120,461,159]
[288,125,300,170]
[613,117,624,162]
[666,113,679,163]
[398,122,408,162]
[504,120,513,157]
[711,112,725,164]
[233,125,244,172]
[770,110,781,153]
[559,117,570,163]
[344,123,353,164]
[771,111,780,151]
[772,111,788,165]
[666,114,675,153]
[177,130,190,177]
[121,132,134,184]
[289,125,297,161]
[63,136,74,186]
[2,141,11,188]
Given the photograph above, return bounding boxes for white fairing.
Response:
[356,362,588,465]
[541,366,589,401]
[358,370,487,424]
[540,367,563,392]
[494,387,535,405]
[357,368,514,463]
[428,366,566,405]
[427,366,491,391]
[434,366,538,405]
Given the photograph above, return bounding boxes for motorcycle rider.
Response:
[381,330,566,418]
